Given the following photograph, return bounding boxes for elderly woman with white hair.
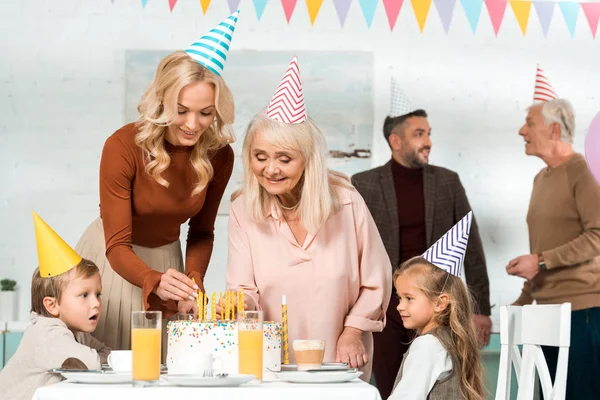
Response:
[506,98,600,398]
[225,58,392,381]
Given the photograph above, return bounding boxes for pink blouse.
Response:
[226,186,392,366]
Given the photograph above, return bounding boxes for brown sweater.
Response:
[391,160,426,264]
[99,123,234,315]
[515,153,600,311]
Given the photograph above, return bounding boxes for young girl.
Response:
[388,256,484,400]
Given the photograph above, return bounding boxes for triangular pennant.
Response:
[485,0,507,36]
[581,2,600,38]
[185,10,240,76]
[422,211,473,277]
[534,1,555,38]
[200,0,211,15]
[359,0,379,28]
[559,1,579,37]
[266,57,307,124]
[227,0,241,13]
[333,0,353,26]
[306,0,324,25]
[254,0,269,20]
[169,0,177,12]
[461,0,484,34]
[533,65,558,103]
[434,0,456,34]
[510,0,531,36]
[33,212,82,278]
[411,0,433,33]
[282,0,298,23]
[390,77,417,117]
[382,0,404,31]
[141,0,148,8]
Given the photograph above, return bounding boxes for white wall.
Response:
[1,0,599,330]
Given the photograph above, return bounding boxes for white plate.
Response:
[273,371,363,384]
[61,372,132,384]
[164,374,255,387]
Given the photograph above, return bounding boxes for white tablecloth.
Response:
[32,378,382,400]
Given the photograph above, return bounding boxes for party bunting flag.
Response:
[534,1,555,38]
[461,0,484,34]
[533,65,558,103]
[581,2,600,38]
[141,0,148,8]
[168,0,177,12]
[227,0,241,13]
[307,0,324,25]
[200,0,211,15]
[434,0,456,34]
[333,0,352,26]
[383,0,404,31]
[359,0,379,28]
[559,1,579,37]
[266,56,307,123]
[485,0,507,36]
[254,0,268,20]
[422,211,473,277]
[282,0,297,23]
[411,0,433,33]
[510,0,531,36]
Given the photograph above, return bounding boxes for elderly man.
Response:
[352,94,492,400]
[507,98,600,399]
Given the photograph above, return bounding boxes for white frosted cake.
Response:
[167,320,282,375]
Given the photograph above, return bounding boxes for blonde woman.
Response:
[226,57,392,381]
[76,12,239,353]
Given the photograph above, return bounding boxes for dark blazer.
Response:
[351,161,491,315]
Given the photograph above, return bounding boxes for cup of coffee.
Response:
[107,350,133,372]
[293,339,325,371]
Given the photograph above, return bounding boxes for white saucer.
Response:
[164,374,255,387]
[273,370,363,384]
[61,371,132,384]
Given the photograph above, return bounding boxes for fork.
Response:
[203,369,214,378]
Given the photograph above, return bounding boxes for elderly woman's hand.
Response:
[335,327,368,369]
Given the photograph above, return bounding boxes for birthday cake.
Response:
[167,320,282,375]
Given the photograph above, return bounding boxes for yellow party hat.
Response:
[32,212,82,277]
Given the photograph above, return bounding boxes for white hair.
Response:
[233,110,352,233]
[529,99,575,144]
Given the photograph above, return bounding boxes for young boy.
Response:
[0,213,110,400]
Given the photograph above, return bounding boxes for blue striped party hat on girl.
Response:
[422,211,472,277]
[185,10,240,76]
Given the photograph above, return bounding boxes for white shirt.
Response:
[388,334,453,400]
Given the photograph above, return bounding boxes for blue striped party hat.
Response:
[185,10,240,76]
[422,211,472,277]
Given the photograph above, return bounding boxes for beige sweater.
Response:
[515,153,600,311]
[0,312,110,400]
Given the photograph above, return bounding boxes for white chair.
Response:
[495,306,523,400]
[517,303,571,400]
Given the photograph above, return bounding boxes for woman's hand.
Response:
[177,299,198,316]
[335,327,368,369]
[154,268,199,302]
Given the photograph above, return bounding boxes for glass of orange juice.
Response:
[131,311,161,387]
[237,310,263,381]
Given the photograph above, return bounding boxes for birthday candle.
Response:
[282,295,290,365]
[228,291,232,321]
[211,292,216,321]
[198,292,204,322]
[204,293,209,322]
[218,292,223,321]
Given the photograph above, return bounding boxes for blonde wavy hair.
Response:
[232,111,353,233]
[394,257,485,400]
[135,50,235,195]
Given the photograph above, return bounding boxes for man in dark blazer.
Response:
[352,109,492,400]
